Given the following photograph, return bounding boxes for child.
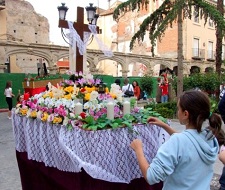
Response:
[130,90,221,190]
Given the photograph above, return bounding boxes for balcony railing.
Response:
[207,50,215,61]
[192,48,205,60]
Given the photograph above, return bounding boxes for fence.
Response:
[0,73,157,109]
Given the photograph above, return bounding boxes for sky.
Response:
[26,0,123,45]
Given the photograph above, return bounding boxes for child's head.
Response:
[17,95,24,103]
[178,90,221,134]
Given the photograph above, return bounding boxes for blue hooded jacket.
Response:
[147,129,219,190]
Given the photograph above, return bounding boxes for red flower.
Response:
[80,112,86,119]
[80,88,86,93]
[24,78,28,81]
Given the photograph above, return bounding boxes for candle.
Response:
[75,102,83,115]
[123,100,130,115]
[107,101,114,120]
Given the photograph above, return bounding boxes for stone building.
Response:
[0,0,49,73]
[95,0,225,77]
[0,0,224,77]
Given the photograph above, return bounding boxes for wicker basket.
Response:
[22,78,63,89]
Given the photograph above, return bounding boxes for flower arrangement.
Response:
[16,71,167,131]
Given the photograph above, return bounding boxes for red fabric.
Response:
[160,83,169,96]
[16,151,163,190]
[24,87,45,96]
[134,86,141,99]
[23,93,30,101]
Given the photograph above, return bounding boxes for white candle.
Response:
[75,102,83,115]
[123,100,130,115]
[107,101,114,120]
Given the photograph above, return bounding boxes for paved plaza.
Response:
[0,112,223,190]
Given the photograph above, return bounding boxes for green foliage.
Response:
[81,107,167,131]
[113,0,225,56]
[144,101,177,119]
[140,74,154,96]
[172,73,221,94]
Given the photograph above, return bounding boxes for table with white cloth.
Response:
[12,112,164,190]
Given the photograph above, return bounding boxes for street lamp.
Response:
[57,3,100,72]
[57,3,99,24]
[85,3,99,25]
[57,3,68,20]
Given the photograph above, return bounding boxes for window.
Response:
[208,41,213,59]
[209,19,214,27]
[193,6,199,23]
[193,38,199,57]
[222,45,225,60]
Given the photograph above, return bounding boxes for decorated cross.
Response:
[58,6,100,72]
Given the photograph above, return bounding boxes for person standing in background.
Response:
[160,81,169,103]
[4,81,15,119]
[114,78,121,89]
[132,80,141,100]
[122,78,134,97]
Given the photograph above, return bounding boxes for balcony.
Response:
[0,0,5,10]
[192,48,205,60]
[207,50,215,62]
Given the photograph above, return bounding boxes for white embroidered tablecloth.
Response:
[12,113,163,183]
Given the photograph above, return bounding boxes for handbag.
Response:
[124,84,134,97]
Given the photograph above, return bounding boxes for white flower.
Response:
[37,111,42,119]
[69,113,75,118]
[26,109,31,118]
[84,102,90,110]
[90,91,98,101]
[63,116,69,125]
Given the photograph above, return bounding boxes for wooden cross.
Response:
[58,6,100,72]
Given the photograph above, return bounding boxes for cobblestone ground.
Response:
[0,112,223,190]
[211,174,221,190]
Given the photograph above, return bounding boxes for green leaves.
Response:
[79,107,167,131]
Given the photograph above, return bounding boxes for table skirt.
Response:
[16,151,163,190]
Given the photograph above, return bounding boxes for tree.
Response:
[113,0,225,98]
[216,0,224,78]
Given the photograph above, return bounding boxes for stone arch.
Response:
[6,48,52,66]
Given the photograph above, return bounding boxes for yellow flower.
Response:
[109,93,116,99]
[53,116,63,124]
[64,93,72,100]
[84,93,91,101]
[20,108,28,116]
[85,86,94,93]
[64,86,74,94]
[43,92,53,99]
[30,110,37,118]
[41,112,48,122]
[105,87,109,93]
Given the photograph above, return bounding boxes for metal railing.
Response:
[192,48,205,60]
[207,50,215,60]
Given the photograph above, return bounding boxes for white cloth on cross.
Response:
[88,24,113,57]
[65,21,113,58]
[67,21,85,55]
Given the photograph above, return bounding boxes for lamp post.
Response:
[57,3,100,72]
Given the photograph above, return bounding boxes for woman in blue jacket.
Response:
[131,90,221,190]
